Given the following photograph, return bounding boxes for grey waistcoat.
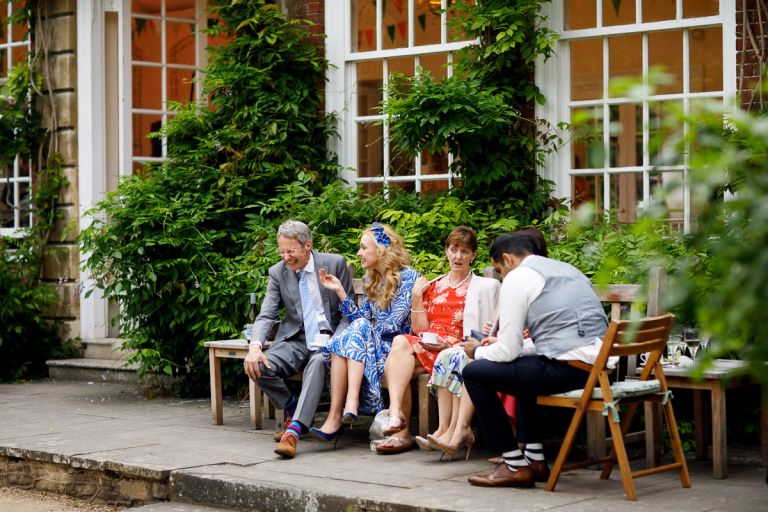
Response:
[523,256,608,359]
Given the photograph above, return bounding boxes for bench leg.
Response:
[644,401,662,467]
[209,349,223,425]
[761,390,768,467]
[417,374,434,438]
[250,378,262,430]
[587,410,606,461]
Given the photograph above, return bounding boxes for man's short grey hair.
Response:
[277,220,313,245]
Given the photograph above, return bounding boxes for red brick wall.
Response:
[294,0,326,53]
[736,0,768,110]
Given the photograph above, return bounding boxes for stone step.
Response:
[130,503,235,512]
[82,337,136,360]
[45,358,173,392]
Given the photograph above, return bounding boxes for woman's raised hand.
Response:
[412,276,430,299]
[318,268,344,295]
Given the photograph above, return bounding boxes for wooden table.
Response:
[204,339,262,429]
[655,359,767,479]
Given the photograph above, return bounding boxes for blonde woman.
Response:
[311,223,418,445]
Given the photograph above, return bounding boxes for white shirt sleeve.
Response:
[474,263,544,362]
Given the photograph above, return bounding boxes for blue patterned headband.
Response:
[369,222,391,248]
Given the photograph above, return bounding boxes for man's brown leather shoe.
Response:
[273,416,293,442]
[468,463,535,488]
[274,433,298,459]
[528,461,551,483]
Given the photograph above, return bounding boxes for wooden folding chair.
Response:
[537,313,691,501]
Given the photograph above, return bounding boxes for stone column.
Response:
[38,0,80,342]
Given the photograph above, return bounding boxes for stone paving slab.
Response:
[1,381,766,512]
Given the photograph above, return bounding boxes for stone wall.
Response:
[38,0,80,342]
[736,0,768,110]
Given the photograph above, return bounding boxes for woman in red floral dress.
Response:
[374,226,499,454]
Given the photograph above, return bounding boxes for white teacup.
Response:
[310,333,331,350]
[420,332,438,344]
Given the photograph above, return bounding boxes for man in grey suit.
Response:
[244,220,353,459]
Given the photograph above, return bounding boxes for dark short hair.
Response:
[489,232,536,264]
[444,225,478,253]
[515,228,548,257]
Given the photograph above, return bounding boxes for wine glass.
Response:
[666,334,682,366]
[682,327,701,363]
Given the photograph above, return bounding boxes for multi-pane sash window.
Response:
[344,0,475,194]
[541,0,731,232]
[0,0,31,234]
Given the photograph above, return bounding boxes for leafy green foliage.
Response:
[78,0,338,394]
[382,0,559,222]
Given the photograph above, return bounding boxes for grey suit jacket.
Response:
[248,251,354,344]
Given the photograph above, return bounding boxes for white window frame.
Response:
[326,0,476,193]
[0,0,32,237]
[537,0,737,232]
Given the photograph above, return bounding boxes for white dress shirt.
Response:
[474,255,615,367]
[300,253,331,333]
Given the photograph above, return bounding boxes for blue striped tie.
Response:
[298,270,319,347]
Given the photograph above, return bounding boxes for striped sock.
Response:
[524,443,545,464]
[502,449,527,471]
[285,421,303,440]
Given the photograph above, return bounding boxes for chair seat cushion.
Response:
[553,379,661,400]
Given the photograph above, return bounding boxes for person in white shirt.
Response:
[461,231,608,488]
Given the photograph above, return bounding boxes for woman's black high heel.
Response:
[309,425,346,449]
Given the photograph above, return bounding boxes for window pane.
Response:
[565,0,596,30]
[357,122,383,178]
[17,182,31,227]
[603,0,635,26]
[132,0,161,15]
[422,179,449,193]
[648,30,683,94]
[18,157,30,177]
[389,144,415,177]
[414,2,441,46]
[389,180,416,193]
[167,68,194,105]
[609,172,643,223]
[389,56,414,80]
[166,0,195,18]
[609,103,640,168]
[0,181,12,228]
[690,27,722,92]
[383,0,408,50]
[132,65,162,110]
[167,22,195,65]
[609,34,641,97]
[11,46,27,66]
[12,18,28,42]
[654,170,684,230]
[571,38,603,101]
[360,182,384,196]
[357,61,383,117]
[571,106,604,169]
[419,53,448,80]
[0,49,6,76]
[642,0,676,23]
[420,148,448,175]
[133,114,163,157]
[352,0,376,52]
[649,100,683,166]
[132,18,161,62]
[571,174,604,212]
[683,0,718,18]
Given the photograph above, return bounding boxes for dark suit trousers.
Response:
[463,355,589,454]
[257,338,326,428]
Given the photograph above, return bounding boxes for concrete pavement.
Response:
[1,380,766,511]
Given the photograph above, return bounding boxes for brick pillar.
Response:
[37,0,80,342]
[736,0,768,111]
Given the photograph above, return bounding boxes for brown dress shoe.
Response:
[274,433,298,459]
[528,460,551,483]
[273,416,293,442]
[468,463,535,488]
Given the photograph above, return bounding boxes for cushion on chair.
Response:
[553,379,661,400]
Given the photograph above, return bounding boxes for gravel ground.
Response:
[0,486,125,512]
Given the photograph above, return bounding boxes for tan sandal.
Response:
[375,435,414,455]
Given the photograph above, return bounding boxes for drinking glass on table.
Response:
[682,327,701,363]
[666,334,682,366]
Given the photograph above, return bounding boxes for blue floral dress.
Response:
[323,266,419,414]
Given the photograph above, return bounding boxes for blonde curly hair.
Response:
[363,223,411,309]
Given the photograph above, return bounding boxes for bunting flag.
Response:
[418,13,426,31]
[397,20,407,40]
[387,24,396,42]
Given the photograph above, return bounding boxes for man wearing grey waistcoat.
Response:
[460,231,608,488]
[244,220,353,459]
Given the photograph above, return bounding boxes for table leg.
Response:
[694,389,708,461]
[249,378,262,430]
[711,383,727,479]
[644,402,662,467]
[209,349,223,425]
[761,389,767,467]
